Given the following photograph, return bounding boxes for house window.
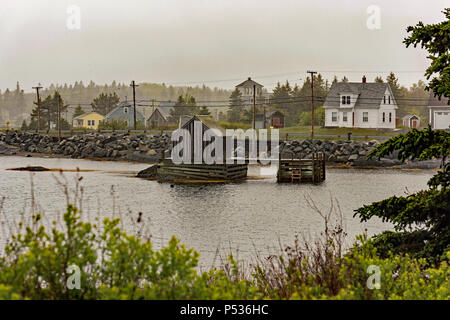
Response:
[388,96,391,104]
[382,112,385,122]
[91,120,95,126]
[384,96,386,104]
[389,113,392,122]
[363,112,368,122]
[87,120,91,126]
[346,96,350,104]
[341,96,346,104]
[124,107,128,114]
[343,112,347,122]
[332,112,338,122]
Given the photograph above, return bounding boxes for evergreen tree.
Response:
[73,105,85,118]
[227,88,244,123]
[168,94,199,122]
[198,106,211,116]
[404,8,450,100]
[91,92,120,116]
[374,76,384,83]
[30,92,67,130]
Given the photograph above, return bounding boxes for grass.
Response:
[279,126,404,137]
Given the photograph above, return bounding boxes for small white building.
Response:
[428,94,450,130]
[323,76,397,129]
[235,77,264,106]
[402,114,420,128]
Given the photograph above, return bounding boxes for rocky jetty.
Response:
[0,131,171,163]
[0,131,441,168]
[279,139,403,166]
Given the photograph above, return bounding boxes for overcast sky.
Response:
[0,0,448,93]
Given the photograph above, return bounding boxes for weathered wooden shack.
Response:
[161,115,248,181]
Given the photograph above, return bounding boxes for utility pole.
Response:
[32,86,42,133]
[130,81,139,130]
[253,84,256,130]
[307,71,317,139]
[57,94,61,141]
[263,105,266,129]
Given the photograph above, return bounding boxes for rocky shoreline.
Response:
[0,131,442,169]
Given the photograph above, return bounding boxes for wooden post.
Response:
[32,86,42,133]
[307,70,317,140]
[312,153,316,183]
[253,84,256,130]
[57,93,61,142]
[130,80,139,130]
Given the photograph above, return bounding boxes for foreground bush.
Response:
[0,204,448,300]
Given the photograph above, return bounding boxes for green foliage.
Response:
[404,8,450,101]
[198,106,211,116]
[169,94,199,122]
[91,92,120,116]
[298,106,325,126]
[72,105,85,119]
[0,205,259,300]
[0,204,448,300]
[217,121,252,130]
[227,88,244,123]
[367,126,449,164]
[20,120,27,131]
[30,92,67,130]
[98,120,145,130]
[356,127,450,264]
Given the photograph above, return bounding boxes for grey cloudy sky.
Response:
[0,0,448,92]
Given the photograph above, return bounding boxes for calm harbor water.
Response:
[0,156,434,266]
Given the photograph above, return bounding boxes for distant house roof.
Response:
[255,111,285,121]
[402,114,419,120]
[105,101,145,121]
[323,82,395,108]
[265,110,284,118]
[236,77,263,88]
[428,93,449,107]
[73,112,104,121]
[155,101,176,119]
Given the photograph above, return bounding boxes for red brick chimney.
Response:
[362,75,366,83]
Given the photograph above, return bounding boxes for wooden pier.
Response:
[277,152,325,183]
[156,161,248,182]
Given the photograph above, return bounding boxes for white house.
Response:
[235,77,264,106]
[428,93,450,130]
[323,76,397,129]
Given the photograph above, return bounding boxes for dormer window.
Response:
[124,107,128,114]
[341,95,351,105]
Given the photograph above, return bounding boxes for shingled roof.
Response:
[323,82,394,108]
[155,101,176,119]
[428,93,449,106]
[235,77,263,88]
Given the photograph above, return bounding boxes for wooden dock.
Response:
[156,160,248,182]
[277,152,325,183]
